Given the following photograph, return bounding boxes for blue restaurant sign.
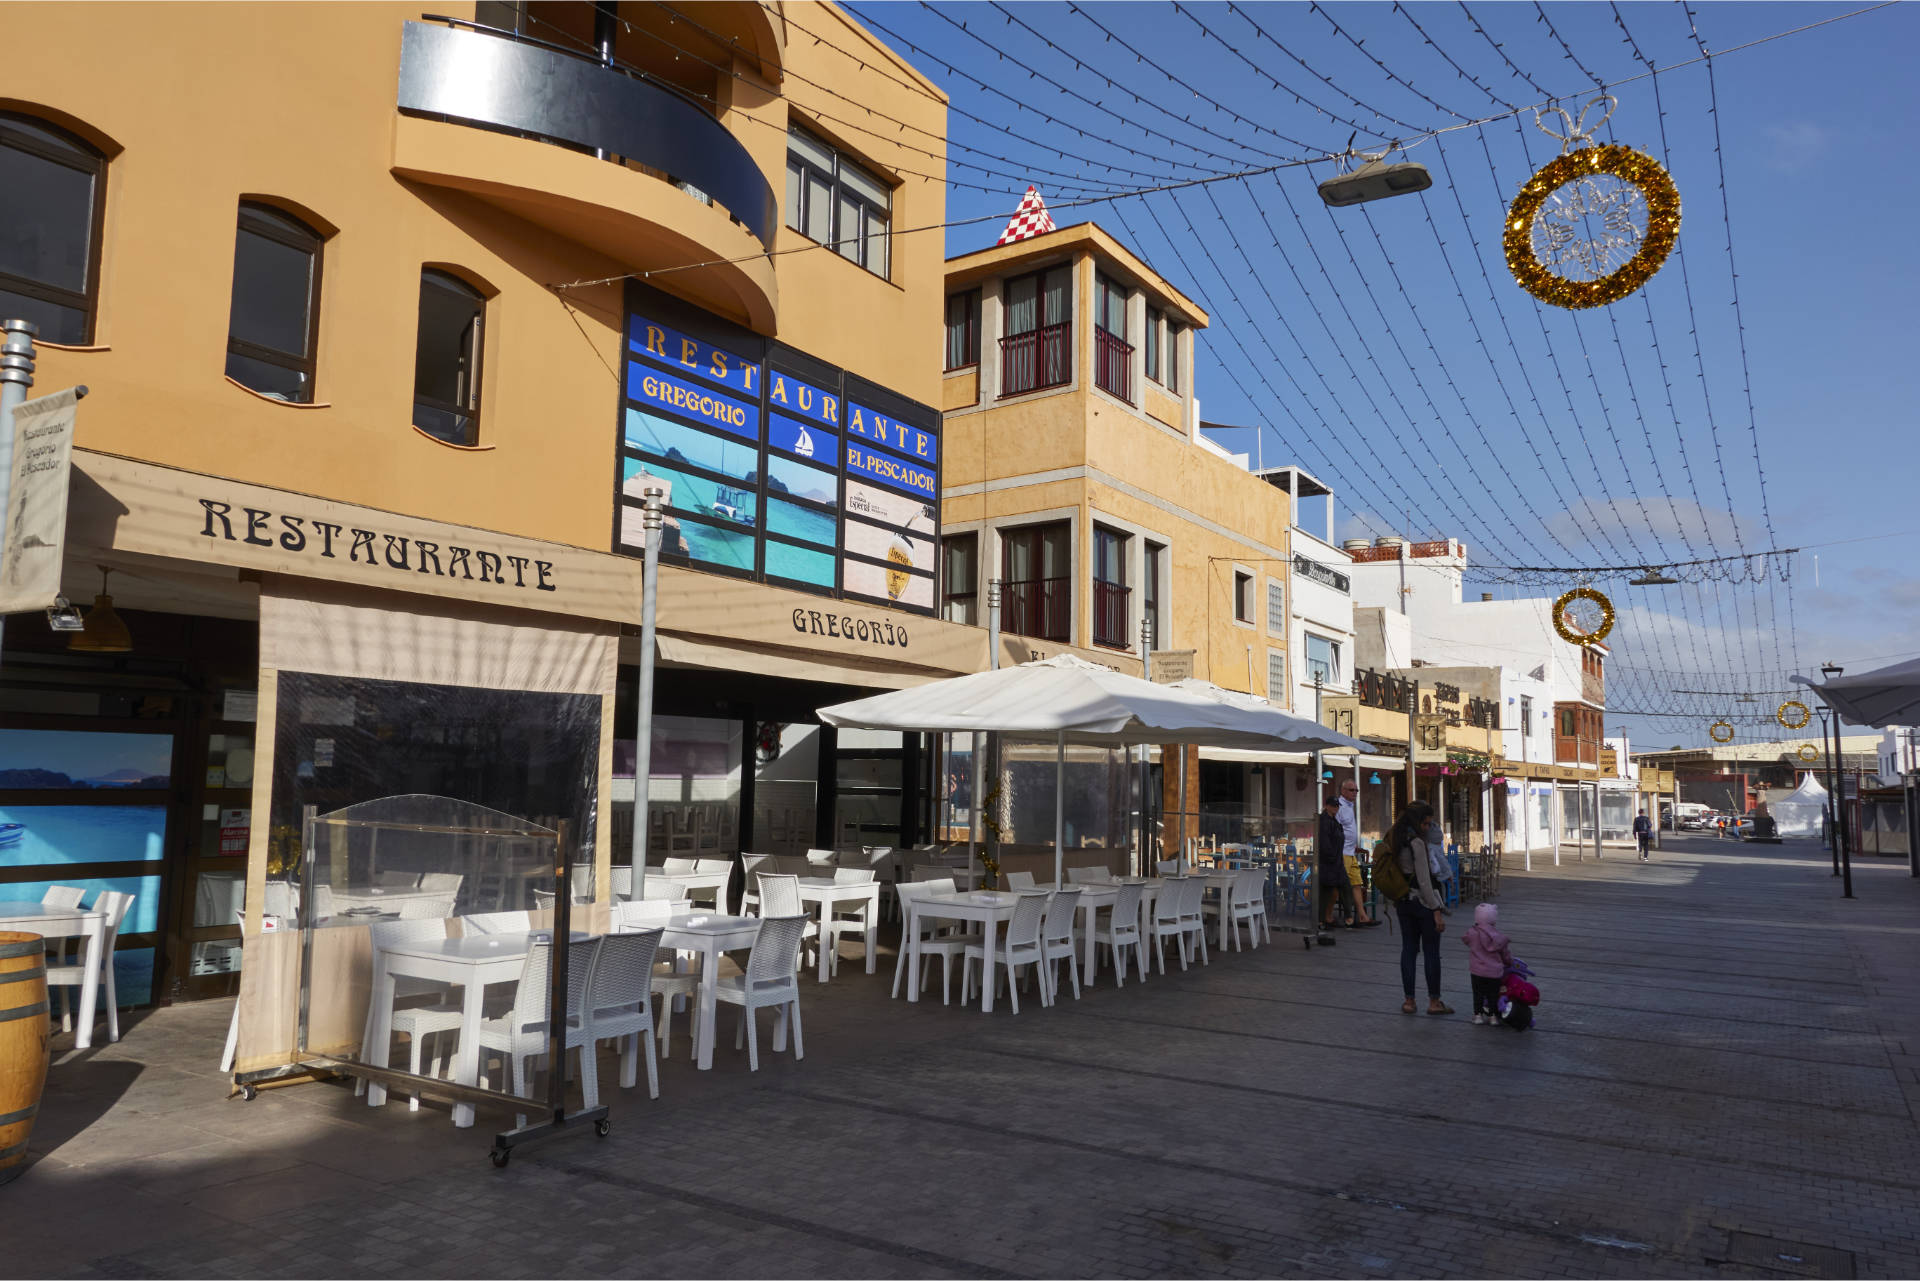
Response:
[613,282,940,612]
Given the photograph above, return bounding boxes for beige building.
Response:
[0,1,968,1069]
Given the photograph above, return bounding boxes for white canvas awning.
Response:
[1795,657,1920,728]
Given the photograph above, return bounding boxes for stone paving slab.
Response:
[11,834,1920,1279]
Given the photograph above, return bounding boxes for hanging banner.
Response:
[0,386,81,613]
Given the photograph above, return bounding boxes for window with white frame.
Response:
[785,124,890,278]
[1267,649,1288,705]
[1304,632,1342,687]
[1266,579,1286,634]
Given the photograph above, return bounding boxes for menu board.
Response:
[614,282,939,613]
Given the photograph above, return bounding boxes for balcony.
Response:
[1002,576,1072,643]
[1000,322,1072,398]
[1094,327,1133,403]
[392,18,779,326]
[1092,580,1131,649]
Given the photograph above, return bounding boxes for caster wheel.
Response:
[595,1118,612,1138]
[489,1147,511,1168]
[241,1083,258,1101]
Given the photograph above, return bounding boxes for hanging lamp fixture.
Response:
[69,565,132,653]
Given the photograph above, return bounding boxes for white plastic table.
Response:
[653,913,762,1070]
[0,907,107,1047]
[794,878,883,982]
[365,930,582,1127]
[632,869,731,913]
[908,891,1022,1012]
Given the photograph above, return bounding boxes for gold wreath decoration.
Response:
[1709,720,1736,744]
[1505,144,1681,309]
[1797,743,1820,762]
[1776,700,1811,730]
[1552,586,1615,646]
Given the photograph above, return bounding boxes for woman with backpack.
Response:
[1388,801,1452,1015]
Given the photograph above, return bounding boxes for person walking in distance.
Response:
[1317,794,1351,929]
[1336,778,1375,926]
[1633,810,1653,862]
[1392,801,1452,1015]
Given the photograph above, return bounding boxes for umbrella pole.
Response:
[1056,730,1066,887]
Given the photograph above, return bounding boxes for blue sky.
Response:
[847,1,1917,747]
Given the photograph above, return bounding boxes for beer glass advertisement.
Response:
[843,484,935,608]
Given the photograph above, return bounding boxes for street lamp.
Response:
[627,486,666,900]
[1819,663,1852,898]
[1815,704,1837,874]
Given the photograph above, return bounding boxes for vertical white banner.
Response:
[0,386,79,613]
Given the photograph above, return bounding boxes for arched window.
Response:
[226,202,324,401]
[0,112,108,344]
[412,269,486,445]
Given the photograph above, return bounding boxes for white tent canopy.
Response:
[1795,657,1920,728]
[817,656,1369,880]
[1770,774,1829,838]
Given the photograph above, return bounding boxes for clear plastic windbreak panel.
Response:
[276,672,603,1116]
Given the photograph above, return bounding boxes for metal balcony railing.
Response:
[1094,327,1133,403]
[1000,322,1071,398]
[1092,580,1131,649]
[1002,576,1072,643]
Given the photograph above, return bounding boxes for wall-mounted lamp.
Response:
[46,596,83,632]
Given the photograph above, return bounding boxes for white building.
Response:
[1254,467,1356,717]
[1879,727,1919,782]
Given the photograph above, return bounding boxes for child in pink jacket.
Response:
[1462,903,1513,1026]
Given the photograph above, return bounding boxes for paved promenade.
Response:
[11,834,1919,1278]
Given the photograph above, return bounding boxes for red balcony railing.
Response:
[1094,327,1133,403]
[1092,579,1131,649]
[1002,575,1072,642]
[1000,322,1072,398]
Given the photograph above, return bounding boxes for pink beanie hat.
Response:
[1474,902,1498,928]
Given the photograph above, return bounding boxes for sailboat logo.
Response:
[794,425,815,458]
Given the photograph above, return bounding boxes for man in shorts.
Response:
[1338,777,1376,926]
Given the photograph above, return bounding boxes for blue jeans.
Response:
[1397,897,1442,1000]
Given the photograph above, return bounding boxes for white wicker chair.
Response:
[714,915,808,1071]
[476,937,600,1127]
[1003,870,1036,890]
[357,917,461,1109]
[45,890,134,1042]
[960,891,1050,1013]
[1037,888,1083,1003]
[892,881,967,1004]
[581,929,663,1101]
[1174,877,1211,967]
[1092,880,1147,986]
[824,868,876,979]
[756,872,820,971]
[1065,866,1111,884]
[462,910,532,935]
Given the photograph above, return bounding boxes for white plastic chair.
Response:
[40,885,84,909]
[399,891,457,920]
[824,868,876,979]
[1148,879,1195,974]
[1092,881,1147,986]
[614,900,675,930]
[462,910,531,935]
[1065,867,1110,885]
[615,899,701,1056]
[419,872,463,895]
[1221,869,1267,949]
[740,853,775,914]
[358,917,462,1110]
[892,882,967,1003]
[1155,858,1182,876]
[476,937,600,1127]
[961,891,1050,1012]
[1003,871,1036,890]
[638,879,689,905]
[1038,888,1083,1003]
[40,887,84,1026]
[532,889,555,911]
[714,915,808,1071]
[756,873,820,970]
[580,929,662,1101]
[662,856,698,875]
[1175,877,1211,967]
[46,890,133,1042]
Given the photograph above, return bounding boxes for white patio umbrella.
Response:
[1794,657,1920,727]
[1168,677,1373,754]
[817,655,1359,883]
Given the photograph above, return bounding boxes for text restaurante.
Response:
[199,500,557,591]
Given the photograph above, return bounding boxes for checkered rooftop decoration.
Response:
[995,186,1057,246]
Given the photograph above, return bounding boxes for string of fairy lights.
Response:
[577,2,1899,740]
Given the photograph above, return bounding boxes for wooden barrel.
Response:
[0,932,50,1186]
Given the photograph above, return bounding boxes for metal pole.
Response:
[1139,614,1153,875]
[1405,682,1418,837]
[627,488,665,900]
[0,319,39,663]
[1842,764,1855,899]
